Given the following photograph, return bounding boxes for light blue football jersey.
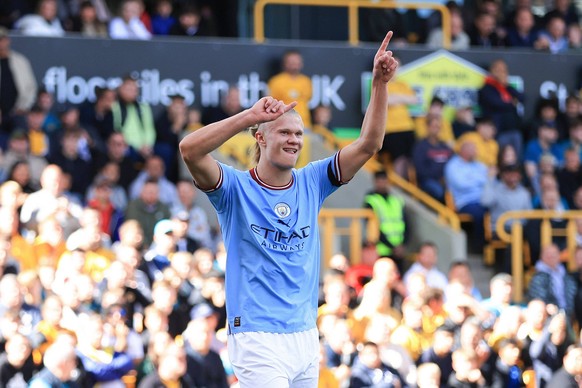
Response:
[204,152,345,334]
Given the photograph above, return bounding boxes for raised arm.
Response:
[179,97,297,189]
[340,31,398,181]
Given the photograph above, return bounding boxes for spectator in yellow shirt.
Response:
[455,118,499,167]
[415,96,455,147]
[267,50,313,129]
[382,59,420,177]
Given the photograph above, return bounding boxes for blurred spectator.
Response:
[415,96,455,147]
[562,97,582,135]
[31,215,67,271]
[150,0,176,35]
[79,86,115,145]
[0,206,33,271]
[497,143,520,168]
[351,281,401,344]
[363,170,408,269]
[171,180,213,250]
[416,362,441,388]
[418,325,455,385]
[381,59,419,177]
[529,307,571,387]
[129,156,179,208]
[535,16,569,53]
[111,75,156,160]
[0,129,47,191]
[96,132,141,193]
[169,4,215,38]
[412,114,454,202]
[154,93,188,182]
[547,344,582,386]
[404,241,448,291]
[14,0,65,37]
[141,218,175,284]
[75,312,134,386]
[363,315,416,385]
[527,187,569,263]
[0,179,26,212]
[528,98,568,142]
[481,163,532,270]
[573,246,582,327]
[5,161,35,193]
[528,244,577,316]
[0,274,42,335]
[426,8,470,50]
[171,213,200,253]
[183,315,228,387]
[69,0,108,37]
[20,164,83,233]
[391,296,431,362]
[0,27,37,147]
[452,105,476,139]
[543,0,580,29]
[556,147,582,208]
[491,338,523,387]
[371,258,406,312]
[109,0,152,40]
[86,162,128,211]
[30,294,64,356]
[478,59,525,157]
[102,303,144,366]
[349,341,403,387]
[201,86,243,125]
[125,178,171,248]
[445,140,489,249]
[28,340,78,387]
[455,118,499,168]
[469,12,504,47]
[25,105,50,158]
[480,273,515,318]
[505,7,541,48]
[267,50,313,129]
[48,128,95,198]
[86,175,124,238]
[448,261,482,301]
[138,340,194,387]
[310,104,338,149]
[35,88,60,137]
[0,333,38,386]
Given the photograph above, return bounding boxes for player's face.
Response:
[262,114,304,170]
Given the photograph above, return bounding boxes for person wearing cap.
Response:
[140,218,176,284]
[0,27,37,148]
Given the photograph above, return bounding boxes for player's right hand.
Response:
[249,96,298,124]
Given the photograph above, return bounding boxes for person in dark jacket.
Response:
[138,341,197,388]
[478,59,525,157]
[349,341,404,388]
[29,341,79,388]
[547,345,582,387]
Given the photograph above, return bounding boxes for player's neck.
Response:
[255,163,293,187]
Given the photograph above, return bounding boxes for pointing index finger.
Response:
[377,31,393,54]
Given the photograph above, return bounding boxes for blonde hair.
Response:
[248,109,302,165]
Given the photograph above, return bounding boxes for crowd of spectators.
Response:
[1,0,582,387]
[0,0,581,52]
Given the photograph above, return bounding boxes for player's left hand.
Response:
[373,31,398,83]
